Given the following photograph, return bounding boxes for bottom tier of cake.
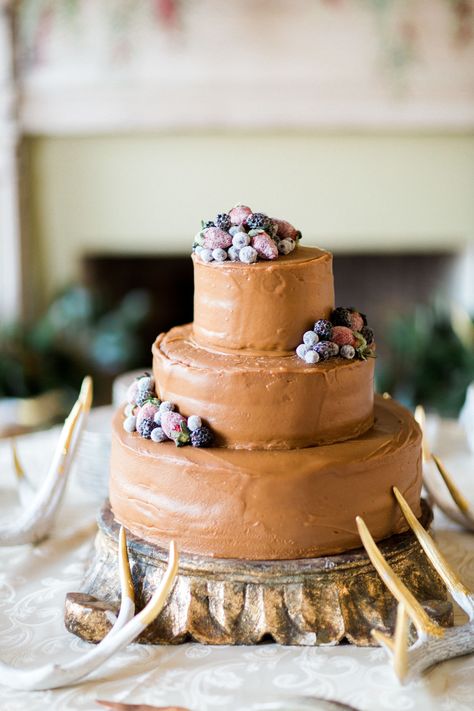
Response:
[110,395,422,560]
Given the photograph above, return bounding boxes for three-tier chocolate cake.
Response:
[67,206,447,647]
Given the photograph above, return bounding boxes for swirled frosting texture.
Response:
[153,324,375,449]
[110,396,423,560]
[192,246,334,353]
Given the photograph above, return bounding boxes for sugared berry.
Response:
[151,427,167,443]
[229,225,241,236]
[251,232,278,260]
[245,212,271,231]
[331,307,352,328]
[313,320,333,341]
[203,220,215,228]
[212,248,228,262]
[123,415,137,433]
[135,390,158,407]
[303,331,319,346]
[191,426,214,448]
[124,402,135,417]
[159,401,175,414]
[203,227,233,250]
[228,246,240,261]
[232,232,250,249]
[314,341,334,361]
[215,213,232,231]
[239,246,258,264]
[200,248,214,263]
[137,418,157,438]
[340,344,355,360]
[278,238,296,255]
[187,415,202,432]
[271,218,301,241]
[361,326,374,345]
[348,311,365,332]
[331,326,356,348]
[137,375,154,393]
[161,411,190,446]
[153,411,161,426]
[136,401,160,438]
[126,380,139,405]
[304,350,320,364]
[296,343,309,360]
[229,204,252,226]
[327,342,340,357]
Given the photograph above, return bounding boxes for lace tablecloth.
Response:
[1,409,474,711]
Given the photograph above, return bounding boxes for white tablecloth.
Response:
[1,410,474,711]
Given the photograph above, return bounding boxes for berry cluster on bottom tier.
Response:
[296,307,376,365]
[192,204,302,264]
[123,373,214,448]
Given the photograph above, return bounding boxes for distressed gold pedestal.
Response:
[65,500,452,646]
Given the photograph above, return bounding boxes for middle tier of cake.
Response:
[153,324,375,450]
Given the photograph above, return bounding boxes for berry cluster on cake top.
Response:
[123,373,214,448]
[192,204,302,264]
[296,307,375,364]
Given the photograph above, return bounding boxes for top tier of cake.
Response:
[192,246,334,354]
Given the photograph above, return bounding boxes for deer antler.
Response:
[356,487,474,683]
[414,404,474,531]
[0,527,179,690]
[0,376,93,545]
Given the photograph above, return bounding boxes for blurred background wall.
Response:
[27,132,474,308]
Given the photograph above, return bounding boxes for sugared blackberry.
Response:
[190,426,214,448]
[215,213,232,231]
[331,307,352,328]
[313,319,333,341]
[361,326,374,345]
[203,220,215,228]
[137,417,157,439]
[313,341,334,361]
[245,212,271,231]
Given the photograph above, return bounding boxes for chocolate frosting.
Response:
[153,324,375,449]
[110,396,422,560]
[192,246,334,354]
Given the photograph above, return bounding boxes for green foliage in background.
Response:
[0,286,150,400]
[377,304,474,417]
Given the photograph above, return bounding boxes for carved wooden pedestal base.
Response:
[65,500,452,646]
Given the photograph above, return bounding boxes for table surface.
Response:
[1,408,474,711]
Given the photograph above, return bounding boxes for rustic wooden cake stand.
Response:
[65,499,452,646]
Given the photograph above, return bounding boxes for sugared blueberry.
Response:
[239,246,258,264]
[296,343,309,360]
[159,401,175,414]
[278,238,296,255]
[187,415,202,432]
[151,427,168,443]
[340,344,356,360]
[212,248,228,262]
[304,350,320,364]
[303,331,319,347]
[228,246,240,261]
[123,416,136,433]
[200,248,214,263]
[232,232,250,249]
